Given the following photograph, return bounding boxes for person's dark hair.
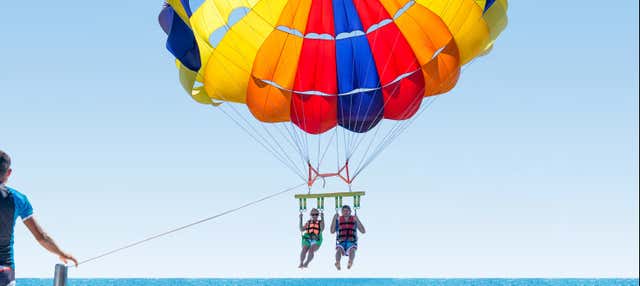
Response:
[341,205,351,211]
[0,151,10,177]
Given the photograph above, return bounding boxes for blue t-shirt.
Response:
[0,185,34,269]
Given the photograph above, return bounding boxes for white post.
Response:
[53,264,67,286]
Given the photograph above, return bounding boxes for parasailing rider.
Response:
[330,205,366,270]
[298,208,324,268]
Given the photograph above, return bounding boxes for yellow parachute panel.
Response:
[202,0,288,103]
[482,0,509,53]
[417,0,490,64]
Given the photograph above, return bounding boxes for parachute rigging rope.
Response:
[73,182,305,267]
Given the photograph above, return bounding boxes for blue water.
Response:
[15,279,639,286]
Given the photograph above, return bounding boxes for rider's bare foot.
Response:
[334,262,341,270]
[347,260,353,269]
[298,263,304,269]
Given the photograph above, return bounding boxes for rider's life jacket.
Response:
[337,216,357,242]
[305,220,321,236]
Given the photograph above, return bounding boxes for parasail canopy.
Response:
[159,0,508,188]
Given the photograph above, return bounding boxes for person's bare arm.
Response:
[23,217,78,266]
[320,213,325,231]
[330,213,338,234]
[355,215,366,234]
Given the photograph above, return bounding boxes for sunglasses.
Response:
[311,213,319,216]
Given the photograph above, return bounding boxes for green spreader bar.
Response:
[294,191,365,199]
[296,192,365,212]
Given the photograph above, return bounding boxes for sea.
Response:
[14,279,639,286]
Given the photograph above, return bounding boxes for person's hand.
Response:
[332,213,338,219]
[60,252,78,267]
[299,213,303,219]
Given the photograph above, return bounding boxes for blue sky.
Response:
[1,0,638,278]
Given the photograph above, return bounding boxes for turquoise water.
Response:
[14,279,639,286]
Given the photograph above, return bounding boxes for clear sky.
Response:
[1,0,638,279]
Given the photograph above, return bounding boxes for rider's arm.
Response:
[330,213,338,234]
[355,215,366,234]
[23,217,78,266]
[320,213,325,231]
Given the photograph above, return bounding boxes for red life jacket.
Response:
[305,220,321,236]
[337,216,357,242]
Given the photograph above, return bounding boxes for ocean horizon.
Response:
[15,278,639,286]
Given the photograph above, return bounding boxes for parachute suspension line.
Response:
[222,103,305,179]
[352,20,408,159]
[221,103,304,180]
[342,126,350,169]
[265,120,302,163]
[318,129,337,169]
[287,121,312,173]
[203,38,310,181]
[249,34,312,179]
[351,78,432,179]
[354,96,439,180]
[348,40,485,180]
[249,25,316,172]
[355,100,429,178]
[293,123,311,163]
[352,101,420,175]
[344,17,405,162]
[354,51,485,179]
[351,119,384,174]
[280,123,309,166]
[259,121,307,174]
[345,30,358,154]
[345,0,392,158]
[345,1,380,154]
[335,127,341,174]
[215,105,305,182]
[323,13,410,188]
[75,182,306,267]
[199,16,312,181]
[345,78,406,171]
[352,28,472,178]
[288,87,310,167]
[255,122,307,180]
[290,123,309,162]
[317,119,322,171]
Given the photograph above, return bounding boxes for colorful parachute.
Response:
[159,0,508,187]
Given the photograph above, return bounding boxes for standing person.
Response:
[298,208,324,268]
[0,151,77,286]
[330,205,366,270]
